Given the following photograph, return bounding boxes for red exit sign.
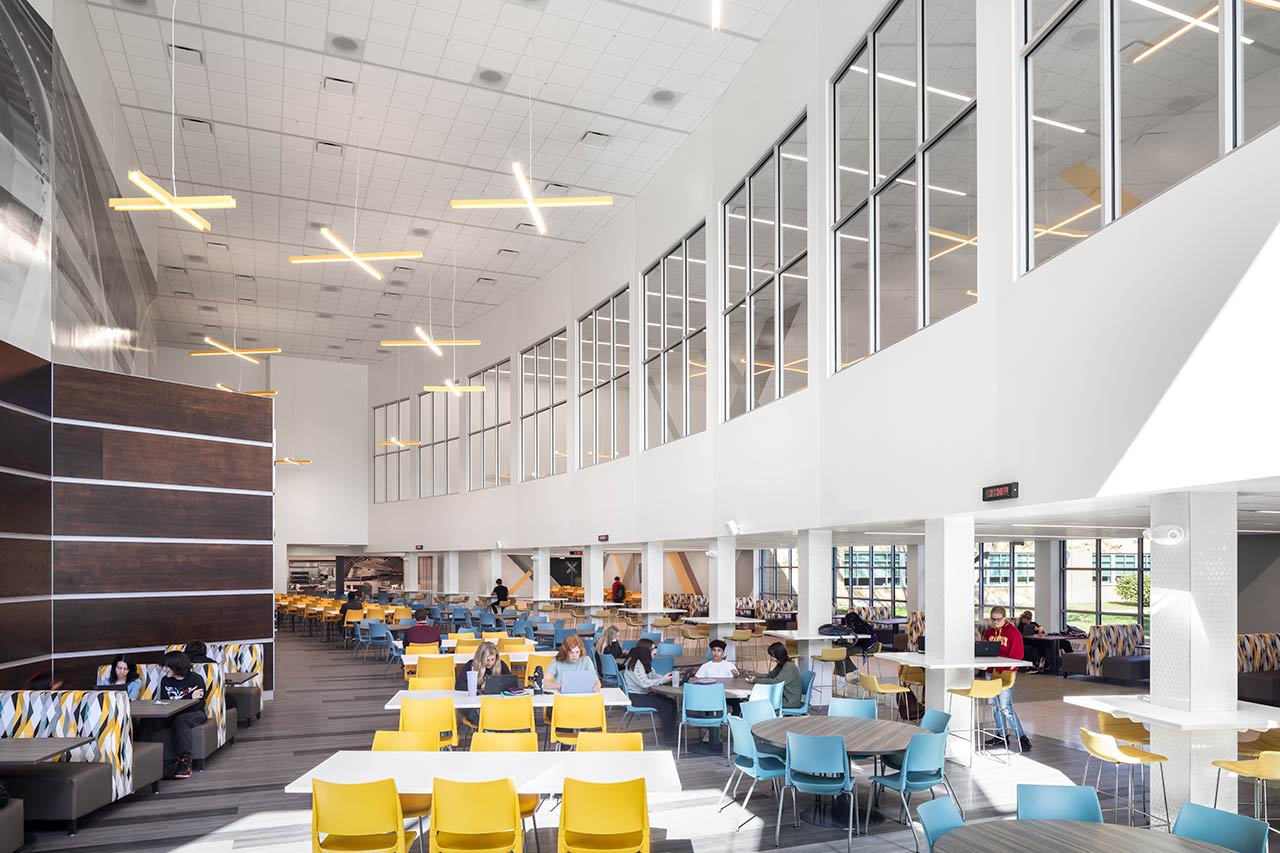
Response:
[982,482,1019,502]
[597,534,609,542]
[568,550,583,557]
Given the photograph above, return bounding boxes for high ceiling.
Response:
[88,0,788,363]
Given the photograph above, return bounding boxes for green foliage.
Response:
[1114,573,1150,607]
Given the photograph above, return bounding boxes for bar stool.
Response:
[859,672,911,722]
[1079,727,1170,829]
[1096,711,1151,745]
[945,677,1005,766]
[729,629,755,669]
[1213,750,1280,826]
[680,624,708,658]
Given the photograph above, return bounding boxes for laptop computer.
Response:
[559,670,597,694]
[974,640,1001,657]
[480,674,520,695]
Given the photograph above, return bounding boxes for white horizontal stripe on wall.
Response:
[0,399,50,422]
[52,637,275,660]
[0,466,272,496]
[52,589,272,600]
[0,532,52,541]
[0,595,51,604]
[53,416,272,448]
[0,654,53,671]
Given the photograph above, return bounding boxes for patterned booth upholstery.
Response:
[1238,633,1280,705]
[164,642,265,723]
[138,661,235,761]
[735,597,756,617]
[755,598,795,622]
[0,689,163,832]
[663,592,709,616]
[906,611,925,652]
[1062,623,1148,682]
[852,604,892,623]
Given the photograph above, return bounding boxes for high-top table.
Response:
[619,608,688,629]
[933,819,1233,853]
[0,737,93,765]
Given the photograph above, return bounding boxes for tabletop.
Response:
[130,698,201,719]
[752,715,925,754]
[619,608,688,614]
[652,677,755,702]
[0,737,94,764]
[384,687,631,710]
[933,820,1233,853]
[225,672,257,686]
[682,616,765,624]
[876,652,1035,670]
[765,631,866,641]
[872,617,909,625]
[403,652,531,665]
[284,749,682,794]
[1063,694,1280,733]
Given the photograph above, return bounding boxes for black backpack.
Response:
[612,584,626,603]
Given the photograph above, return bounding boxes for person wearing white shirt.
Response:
[695,640,739,679]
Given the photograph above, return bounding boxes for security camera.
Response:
[494,539,503,550]
[1143,524,1186,546]
[705,550,717,558]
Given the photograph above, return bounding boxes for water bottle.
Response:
[672,668,680,688]
[466,670,478,696]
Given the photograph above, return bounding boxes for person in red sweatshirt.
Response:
[983,606,1031,752]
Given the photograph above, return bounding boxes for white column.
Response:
[1034,540,1062,631]
[905,543,924,614]
[443,551,460,593]
[1150,491,1239,817]
[796,530,834,706]
[584,545,605,607]
[708,536,738,637]
[403,553,420,592]
[533,547,552,600]
[487,549,504,589]
[924,516,976,755]
[642,541,665,616]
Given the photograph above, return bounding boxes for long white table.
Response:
[1064,694,1280,733]
[285,749,681,794]
[385,687,631,710]
[403,652,532,665]
[876,651,1035,670]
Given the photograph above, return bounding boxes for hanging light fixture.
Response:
[425,379,484,397]
[274,456,313,465]
[710,0,723,31]
[216,382,277,397]
[190,336,280,364]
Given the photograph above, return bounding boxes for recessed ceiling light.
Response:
[172,290,193,298]
[181,118,212,134]
[315,141,344,157]
[411,227,430,237]
[329,35,360,53]
[167,44,203,66]
[322,76,355,97]
[497,248,519,257]
[579,131,611,147]
[320,284,340,293]
[651,89,679,106]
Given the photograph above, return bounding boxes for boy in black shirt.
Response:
[148,651,208,779]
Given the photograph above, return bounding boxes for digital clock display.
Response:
[982,482,1019,502]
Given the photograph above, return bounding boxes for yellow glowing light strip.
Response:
[107,170,226,231]
[215,382,278,397]
[327,227,379,280]
[965,290,979,298]
[512,162,548,235]
[711,0,722,30]
[377,438,422,447]
[1132,4,1223,63]
[109,195,237,211]
[286,250,424,264]
[449,196,614,210]
[274,457,313,465]
[424,381,485,397]
[1033,203,1102,239]
[192,336,280,364]
[414,326,444,357]
[928,228,979,262]
[380,339,480,347]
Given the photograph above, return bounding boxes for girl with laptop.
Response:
[546,635,600,691]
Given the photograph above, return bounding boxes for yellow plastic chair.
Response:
[413,656,457,682]
[456,640,483,656]
[478,694,535,734]
[944,677,1005,766]
[858,672,911,720]
[1238,729,1280,757]
[1213,749,1280,822]
[407,644,442,656]
[470,732,542,851]
[372,731,439,848]
[1080,727,1170,828]
[400,697,458,749]
[312,778,417,853]
[549,693,607,749]
[482,632,509,640]
[429,777,524,853]
[498,638,534,653]
[728,629,754,668]
[408,676,455,691]
[1096,711,1150,746]
[558,777,649,853]
[576,732,643,752]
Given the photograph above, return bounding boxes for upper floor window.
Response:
[724,118,809,419]
[467,360,511,490]
[644,224,707,447]
[372,398,413,503]
[579,288,630,467]
[418,390,461,498]
[833,1,977,369]
[521,331,568,480]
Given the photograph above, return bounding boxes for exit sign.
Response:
[568,550,583,557]
[597,534,609,542]
[982,482,1019,502]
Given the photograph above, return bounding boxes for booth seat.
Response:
[136,661,236,766]
[0,689,163,833]
[1238,633,1280,705]
[0,799,21,853]
[163,642,265,726]
[735,596,756,617]
[662,592,708,616]
[906,611,925,652]
[1061,623,1148,683]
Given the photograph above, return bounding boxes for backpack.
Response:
[612,583,626,603]
[896,688,924,722]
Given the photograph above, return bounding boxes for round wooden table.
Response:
[933,820,1234,853]
[750,715,925,828]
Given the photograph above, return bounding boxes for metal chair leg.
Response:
[901,790,920,852]
[737,778,760,831]
[718,768,739,811]
[774,784,787,847]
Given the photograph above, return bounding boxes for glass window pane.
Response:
[373,454,385,503]
[419,395,433,445]
[1028,0,1068,41]
[725,184,748,307]
[523,416,536,481]
[435,443,447,496]
[469,373,483,428]
[836,49,870,221]
[580,386,595,466]
[419,443,432,498]
[1243,4,1280,143]
[553,403,567,475]
[780,121,807,266]
[1065,538,1098,568]
[644,357,662,449]
[374,406,387,446]
[664,248,684,343]
[483,370,498,428]
[750,156,777,289]
[686,227,707,332]
[926,110,978,325]
[877,166,918,349]
[837,207,871,370]
[399,450,413,500]
[925,0,976,136]
[470,432,483,489]
[687,330,706,435]
[1028,0,1102,267]
[876,0,918,176]
[497,362,510,425]
[751,282,776,407]
[615,370,630,459]
[613,291,630,374]
[537,407,551,477]
[497,423,511,485]
[645,267,662,358]
[595,303,612,384]
[521,350,536,416]
[1118,0,1218,211]
[579,316,595,393]
[536,342,551,411]
[596,385,612,463]
[442,393,456,439]
[1101,538,1141,615]
[726,303,747,419]
[553,333,567,405]
[780,257,808,397]
[665,341,685,443]
[447,438,461,494]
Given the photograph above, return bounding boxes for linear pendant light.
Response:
[189,336,281,364]
[109,170,234,232]
[449,196,613,210]
[377,438,422,447]
[711,0,722,30]
[287,227,422,280]
[424,379,484,397]
[216,382,277,397]
[274,456,313,465]
[512,162,548,235]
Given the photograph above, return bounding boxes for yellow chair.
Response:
[549,694,607,749]
[859,672,912,721]
[558,777,649,853]
[482,632,509,640]
[651,617,672,631]
[312,778,417,853]
[470,732,542,851]
[1080,727,1170,828]
[408,676,455,691]
[394,606,413,622]
[1212,749,1280,822]
[524,653,555,687]
[498,638,534,653]
[372,731,439,847]
[400,697,458,749]
[944,677,1005,765]
[1096,711,1150,746]
[478,694,535,734]
[1238,729,1280,757]
[576,732,642,752]
[429,777,524,853]
[728,629,754,668]
[456,640,482,655]
[407,644,442,656]
[413,656,457,682]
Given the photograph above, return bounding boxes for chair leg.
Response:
[718,768,740,811]
[736,777,759,831]
[774,784,787,847]
[943,775,965,821]
[791,786,799,829]
[531,810,542,853]
[1215,767,1222,808]
[417,815,427,853]
[901,790,920,853]
[847,783,856,853]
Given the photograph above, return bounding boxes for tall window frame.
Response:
[372,398,413,504]
[974,541,1037,620]
[758,548,798,601]
[833,546,910,617]
[417,390,461,498]
[1060,537,1149,634]
[520,331,568,480]
[579,287,631,467]
[643,223,708,448]
[467,360,511,491]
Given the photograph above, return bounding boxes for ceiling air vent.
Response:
[579,131,611,148]
[322,76,355,97]
[181,118,212,134]
[167,44,203,66]
[315,141,344,158]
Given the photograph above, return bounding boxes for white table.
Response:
[876,651,1035,670]
[403,653,531,666]
[385,687,631,710]
[619,608,688,629]
[1064,695,1280,733]
[682,616,764,625]
[284,750,682,795]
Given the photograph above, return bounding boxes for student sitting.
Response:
[140,651,209,780]
[747,642,803,710]
[184,641,214,664]
[546,635,600,691]
[98,654,142,699]
[594,625,623,662]
[454,642,512,725]
[403,608,441,645]
[695,640,739,679]
[621,639,676,743]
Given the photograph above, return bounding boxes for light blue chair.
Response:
[552,626,575,647]
[620,699,660,742]
[598,653,621,687]
[885,708,953,772]
[917,798,964,851]
[350,621,374,659]
[829,697,878,719]
[678,682,728,760]
[656,642,684,657]
[739,698,778,725]
[365,621,394,662]
[778,732,858,851]
[652,655,675,675]
[719,714,786,830]
[640,631,662,645]
[1016,784,1103,823]
[866,732,952,851]
[621,639,639,653]
[749,682,783,713]
[383,638,405,677]
[1173,803,1268,853]
[782,669,817,716]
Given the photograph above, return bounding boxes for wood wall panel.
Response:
[53,594,273,654]
[49,640,273,690]
[0,472,51,535]
[0,660,53,691]
[0,599,52,665]
[53,365,272,442]
[0,406,50,475]
[1,538,51,597]
[53,423,273,491]
[52,483,272,539]
[0,341,50,414]
[53,542,271,594]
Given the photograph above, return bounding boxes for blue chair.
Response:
[782,669,816,717]
[479,611,497,630]
[1172,802,1268,853]
[652,655,675,675]
[1016,784,1103,823]
[656,642,683,657]
[599,653,622,687]
[398,617,416,627]
[553,619,566,631]
[867,732,952,851]
[621,639,639,653]
[749,682,783,713]
[640,632,662,645]
[829,698,877,719]
[365,621,393,662]
[739,698,778,726]
[719,714,786,829]
[350,621,374,660]
[621,700,660,742]
[678,682,728,759]
[779,733,858,851]
[884,708,953,772]
[383,638,405,677]
[917,798,964,851]
[552,627,575,647]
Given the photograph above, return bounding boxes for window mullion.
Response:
[915,0,927,333]
[1099,0,1119,224]
[1220,0,1242,154]
[773,143,783,403]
